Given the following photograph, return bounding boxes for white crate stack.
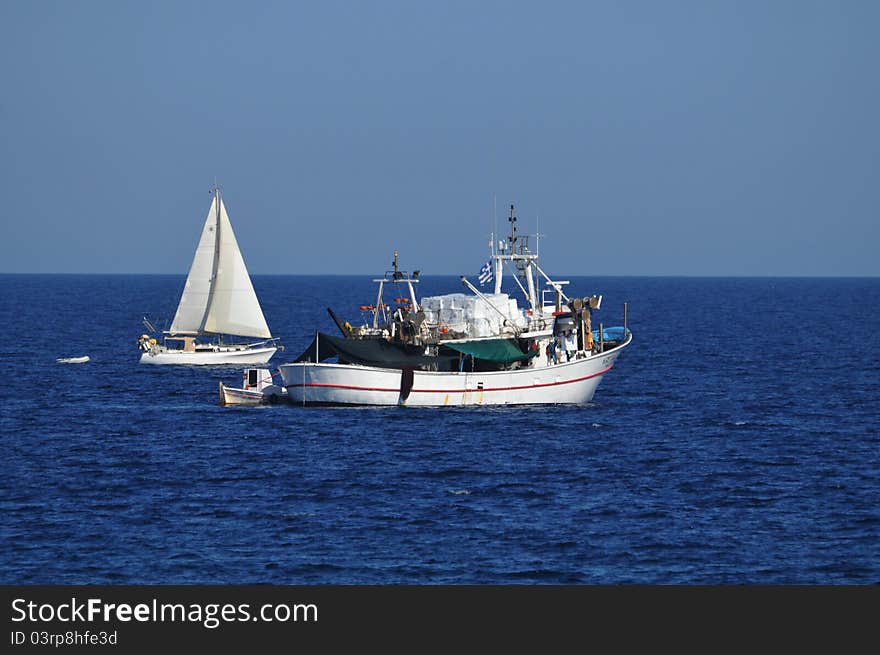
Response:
[420,293,525,338]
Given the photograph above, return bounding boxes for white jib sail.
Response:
[168,196,220,335]
[200,199,272,339]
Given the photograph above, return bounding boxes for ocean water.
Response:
[1,274,878,584]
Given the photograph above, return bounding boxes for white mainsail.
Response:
[169,197,219,335]
[169,193,272,339]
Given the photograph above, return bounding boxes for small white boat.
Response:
[219,368,288,406]
[139,186,279,365]
[57,356,90,364]
[279,204,631,406]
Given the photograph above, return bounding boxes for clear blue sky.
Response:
[1,1,877,276]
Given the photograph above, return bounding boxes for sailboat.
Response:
[139,187,279,365]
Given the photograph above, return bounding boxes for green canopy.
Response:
[443,338,537,364]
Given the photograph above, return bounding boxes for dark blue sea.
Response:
[1,275,878,584]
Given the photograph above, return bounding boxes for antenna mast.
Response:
[508,204,517,252]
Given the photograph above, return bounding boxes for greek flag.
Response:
[477,260,493,286]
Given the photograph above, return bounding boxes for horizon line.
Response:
[1,272,878,279]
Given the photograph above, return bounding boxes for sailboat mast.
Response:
[212,186,221,281]
[200,185,223,336]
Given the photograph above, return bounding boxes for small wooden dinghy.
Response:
[57,356,90,364]
[219,368,287,406]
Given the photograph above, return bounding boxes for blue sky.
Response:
[1,1,877,276]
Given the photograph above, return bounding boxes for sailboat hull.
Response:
[140,346,276,366]
[279,340,628,406]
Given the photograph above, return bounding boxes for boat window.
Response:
[248,370,258,386]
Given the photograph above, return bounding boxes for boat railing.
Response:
[243,337,283,349]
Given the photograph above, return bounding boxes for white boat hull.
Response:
[279,340,629,406]
[140,346,277,366]
[57,356,90,364]
[219,383,266,405]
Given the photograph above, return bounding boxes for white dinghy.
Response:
[139,187,278,365]
[219,368,287,406]
[57,356,90,364]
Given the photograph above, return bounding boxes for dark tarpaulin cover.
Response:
[295,332,449,369]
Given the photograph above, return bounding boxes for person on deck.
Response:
[545,341,557,365]
[564,329,577,361]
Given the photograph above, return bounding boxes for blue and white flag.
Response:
[477,260,493,286]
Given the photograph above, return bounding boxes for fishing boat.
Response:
[219,368,287,406]
[278,204,631,406]
[139,186,278,365]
